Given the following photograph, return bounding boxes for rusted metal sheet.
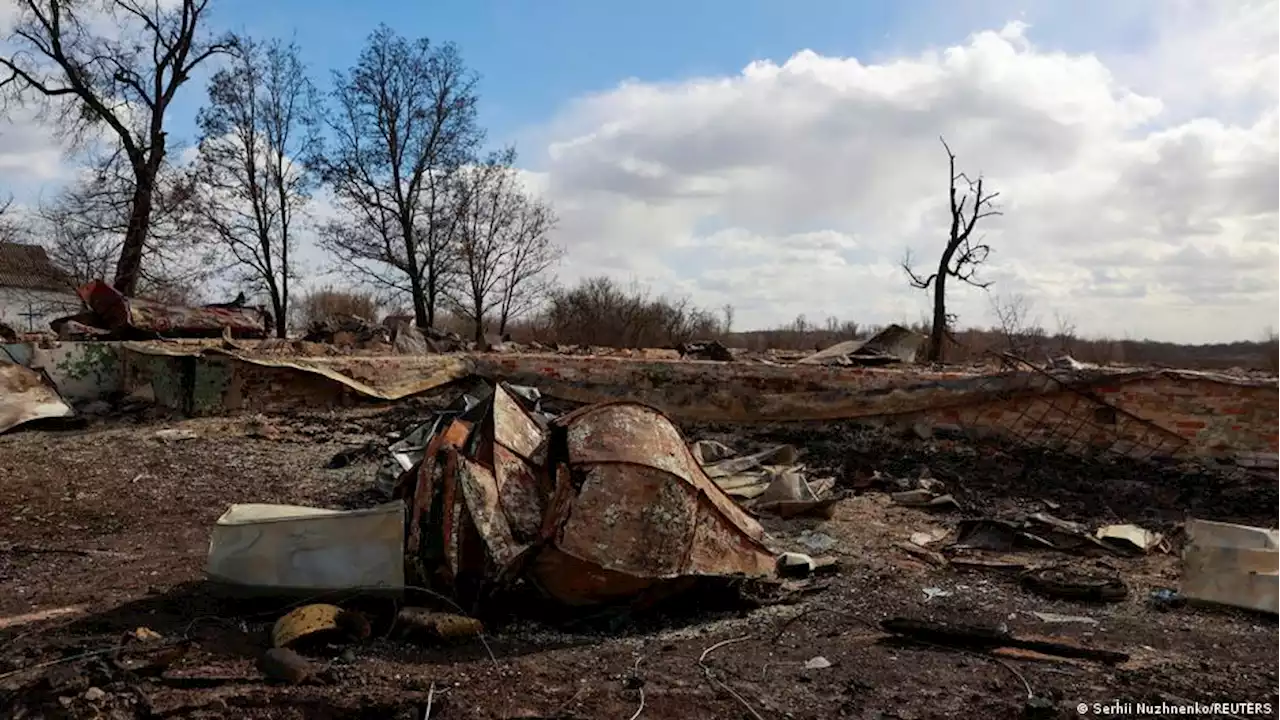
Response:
[454,455,528,569]
[399,384,779,608]
[547,402,775,588]
[79,280,269,338]
[0,363,73,433]
[122,343,472,406]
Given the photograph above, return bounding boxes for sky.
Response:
[0,0,1276,344]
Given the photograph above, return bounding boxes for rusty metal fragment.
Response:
[78,280,270,338]
[399,384,778,608]
[0,363,73,433]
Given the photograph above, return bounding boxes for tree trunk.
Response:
[929,265,948,363]
[113,178,155,296]
[411,274,428,329]
[271,292,287,339]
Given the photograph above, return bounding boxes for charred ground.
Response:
[0,408,1275,719]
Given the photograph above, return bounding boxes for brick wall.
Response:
[119,345,1277,462]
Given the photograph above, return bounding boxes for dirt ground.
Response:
[0,404,1276,720]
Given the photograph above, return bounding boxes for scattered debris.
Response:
[1095,524,1166,554]
[69,280,270,339]
[0,605,85,630]
[923,587,952,601]
[803,656,832,670]
[891,489,960,510]
[154,427,199,441]
[777,552,816,578]
[257,648,315,684]
[1029,612,1099,625]
[129,627,164,643]
[895,541,949,567]
[395,609,484,643]
[950,514,1124,556]
[302,313,390,346]
[678,340,734,362]
[0,363,74,434]
[272,604,371,649]
[1180,518,1278,614]
[1020,567,1128,603]
[881,617,1129,664]
[797,324,925,366]
[796,531,837,555]
[1148,588,1187,611]
[910,529,948,547]
[206,503,406,595]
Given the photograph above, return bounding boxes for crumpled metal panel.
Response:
[491,384,549,542]
[546,402,776,589]
[0,363,73,433]
[400,387,778,608]
[80,280,268,338]
[454,454,528,569]
[557,402,770,548]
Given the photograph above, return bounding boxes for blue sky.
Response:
[169,0,1152,164]
[3,0,1274,342]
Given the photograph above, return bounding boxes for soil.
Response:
[0,408,1275,719]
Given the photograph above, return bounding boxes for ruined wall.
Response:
[1098,374,1278,458]
[112,346,1278,462]
[900,373,1277,461]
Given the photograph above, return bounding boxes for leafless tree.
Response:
[0,1,235,295]
[1052,310,1077,355]
[191,36,319,337]
[450,148,560,341]
[314,25,482,329]
[990,292,1043,360]
[721,303,735,335]
[35,149,214,303]
[491,187,560,336]
[903,137,1002,362]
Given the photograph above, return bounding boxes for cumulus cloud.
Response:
[532,8,1278,343]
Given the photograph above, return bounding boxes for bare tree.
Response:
[449,148,561,341]
[315,25,482,329]
[191,36,319,337]
[721,303,735,335]
[0,1,235,295]
[36,149,213,302]
[990,293,1043,360]
[1052,310,1077,355]
[903,137,1002,363]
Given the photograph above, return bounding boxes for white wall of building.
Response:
[0,287,82,332]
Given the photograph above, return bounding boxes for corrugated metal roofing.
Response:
[0,242,73,292]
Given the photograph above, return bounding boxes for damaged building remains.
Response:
[0,284,1276,719]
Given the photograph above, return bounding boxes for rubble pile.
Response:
[302,313,390,346]
[51,280,271,340]
[390,383,778,608]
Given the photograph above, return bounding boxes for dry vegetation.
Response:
[303,279,1278,372]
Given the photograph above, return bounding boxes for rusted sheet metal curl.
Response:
[79,280,269,338]
[546,402,774,584]
[398,384,778,608]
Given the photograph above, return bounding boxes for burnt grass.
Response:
[0,409,1275,719]
[688,418,1279,529]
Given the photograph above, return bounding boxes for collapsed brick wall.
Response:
[913,373,1278,461]
[122,346,1278,462]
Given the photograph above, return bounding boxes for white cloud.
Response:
[532,9,1279,343]
[0,3,1274,343]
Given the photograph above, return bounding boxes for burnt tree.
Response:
[903,137,1001,363]
[0,1,233,296]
